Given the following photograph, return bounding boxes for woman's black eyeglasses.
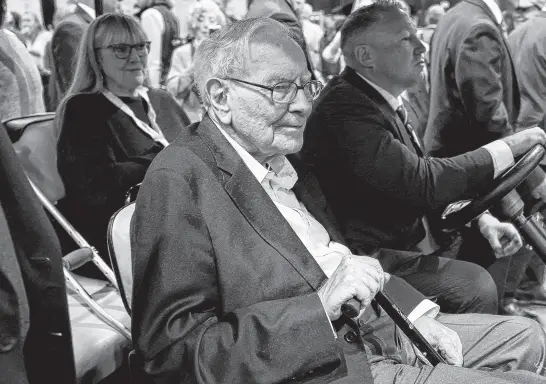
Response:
[95,42,151,59]
[224,77,324,103]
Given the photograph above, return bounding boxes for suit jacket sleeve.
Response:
[132,163,343,383]
[456,25,546,192]
[456,24,512,136]
[313,96,494,211]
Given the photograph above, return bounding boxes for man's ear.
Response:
[205,78,231,124]
[354,44,373,68]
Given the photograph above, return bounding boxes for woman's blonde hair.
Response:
[55,13,148,133]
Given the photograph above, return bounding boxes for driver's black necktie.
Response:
[396,104,423,157]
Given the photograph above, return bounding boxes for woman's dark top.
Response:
[57,88,190,264]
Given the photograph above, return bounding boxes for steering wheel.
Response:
[440,144,546,230]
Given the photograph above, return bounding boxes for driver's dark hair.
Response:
[340,0,405,56]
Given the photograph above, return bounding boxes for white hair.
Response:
[192,18,294,107]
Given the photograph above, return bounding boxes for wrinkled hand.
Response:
[501,127,546,158]
[531,177,546,202]
[413,316,463,366]
[318,255,390,321]
[478,213,523,258]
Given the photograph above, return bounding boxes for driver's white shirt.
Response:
[214,122,440,326]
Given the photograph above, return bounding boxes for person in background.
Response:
[0,7,45,120]
[426,0,546,315]
[165,0,226,122]
[135,0,180,88]
[56,13,190,274]
[246,0,316,77]
[418,4,445,47]
[301,3,325,82]
[509,7,546,131]
[46,0,118,111]
[20,11,52,73]
[4,10,24,42]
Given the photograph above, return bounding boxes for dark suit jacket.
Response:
[0,121,75,383]
[131,116,426,383]
[57,89,190,258]
[508,12,546,131]
[301,67,494,256]
[425,0,520,157]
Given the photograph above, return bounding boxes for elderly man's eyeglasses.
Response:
[95,42,151,59]
[224,78,324,103]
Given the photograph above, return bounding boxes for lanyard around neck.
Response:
[102,88,170,147]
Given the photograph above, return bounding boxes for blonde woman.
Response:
[56,13,190,270]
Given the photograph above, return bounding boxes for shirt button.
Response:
[344,331,358,343]
[0,336,18,353]
[358,318,365,327]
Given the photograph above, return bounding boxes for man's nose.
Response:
[289,86,313,115]
[414,37,426,55]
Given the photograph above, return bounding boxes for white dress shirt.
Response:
[481,0,504,24]
[356,72,515,178]
[140,8,165,88]
[215,123,440,323]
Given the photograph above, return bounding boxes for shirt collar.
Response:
[481,0,503,24]
[356,72,403,111]
[214,122,273,183]
[77,2,96,20]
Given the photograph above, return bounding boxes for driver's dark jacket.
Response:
[301,67,494,259]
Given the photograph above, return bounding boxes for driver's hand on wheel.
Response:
[413,316,463,366]
[501,127,546,158]
[317,255,390,321]
[477,212,523,258]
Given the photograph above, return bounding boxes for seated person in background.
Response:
[56,13,190,270]
[0,10,45,120]
[131,17,546,384]
[165,0,226,122]
[301,1,543,315]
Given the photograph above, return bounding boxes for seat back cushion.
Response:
[108,203,135,314]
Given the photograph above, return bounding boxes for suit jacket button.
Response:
[0,336,17,353]
[344,331,357,343]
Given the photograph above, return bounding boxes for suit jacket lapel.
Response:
[197,116,328,291]
[341,68,419,155]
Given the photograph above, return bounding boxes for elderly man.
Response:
[132,17,546,384]
[300,0,541,315]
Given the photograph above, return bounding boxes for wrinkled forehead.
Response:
[247,38,308,82]
[95,19,148,47]
[248,27,306,67]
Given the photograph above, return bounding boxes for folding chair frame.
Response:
[27,177,132,341]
